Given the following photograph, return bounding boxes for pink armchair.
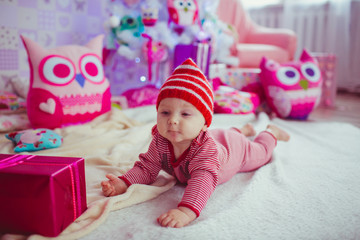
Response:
[216,0,297,68]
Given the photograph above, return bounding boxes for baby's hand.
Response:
[101,174,128,197]
[157,207,197,228]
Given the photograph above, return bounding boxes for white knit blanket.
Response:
[1,107,360,240]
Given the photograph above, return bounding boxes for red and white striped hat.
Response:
[156,58,214,126]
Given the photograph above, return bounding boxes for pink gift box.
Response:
[0,154,87,237]
[312,53,337,107]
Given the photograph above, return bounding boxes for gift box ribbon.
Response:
[195,43,210,75]
[0,154,33,169]
[0,154,82,221]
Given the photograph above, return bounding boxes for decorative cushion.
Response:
[121,85,159,108]
[259,49,322,120]
[21,35,111,129]
[213,78,260,114]
[5,129,62,152]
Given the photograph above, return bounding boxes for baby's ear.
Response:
[202,125,208,132]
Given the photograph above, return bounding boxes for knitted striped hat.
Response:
[156,58,214,126]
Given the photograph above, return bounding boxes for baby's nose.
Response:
[168,115,179,124]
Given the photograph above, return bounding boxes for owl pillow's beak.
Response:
[75,73,86,88]
[299,79,309,90]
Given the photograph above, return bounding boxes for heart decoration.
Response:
[39,98,56,114]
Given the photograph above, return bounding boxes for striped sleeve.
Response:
[178,140,220,217]
[120,126,163,185]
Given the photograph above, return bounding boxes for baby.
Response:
[101,58,290,228]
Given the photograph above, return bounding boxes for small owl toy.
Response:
[167,0,199,26]
[21,35,111,129]
[141,2,159,27]
[260,49,322,120]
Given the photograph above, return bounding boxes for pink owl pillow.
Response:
[21,35,111,129]
[259,49,322,120]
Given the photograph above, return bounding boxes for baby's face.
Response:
[157,98,207,147]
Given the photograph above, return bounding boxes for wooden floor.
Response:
[309,90,360,128]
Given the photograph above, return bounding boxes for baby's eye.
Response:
[161,111,170,115]
[182,112,191,117]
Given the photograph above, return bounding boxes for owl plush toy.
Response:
[141,1,159,27]
[167,0,199,26]
[21,35,111,129]
[260,49,322,120]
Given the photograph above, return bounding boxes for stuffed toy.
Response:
[6,129,62,152]
[166,0,202,45]
[167,0,199,27]
[141,0,160,27]
[260,49,322,120]
[107,14,145,60]
[21,35,111,129]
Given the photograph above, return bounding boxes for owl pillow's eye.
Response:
[174,0,185,8]
[301,62,321,83]
[79,54,105,84]
[40,55,75,86]
[186,0,196,10]
[276,66,300,86]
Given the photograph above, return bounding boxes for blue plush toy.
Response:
[5,128,62,152]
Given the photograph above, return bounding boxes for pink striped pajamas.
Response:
[120,125,277,217]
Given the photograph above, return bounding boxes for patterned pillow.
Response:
[213,78,260,114]
[6,129,62,152]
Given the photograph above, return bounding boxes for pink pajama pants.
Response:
[209,128,277,184]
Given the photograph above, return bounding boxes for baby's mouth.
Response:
[168,130,180,135]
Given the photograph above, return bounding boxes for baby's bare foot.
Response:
[266,124,290,142]
[240,123,256,137]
